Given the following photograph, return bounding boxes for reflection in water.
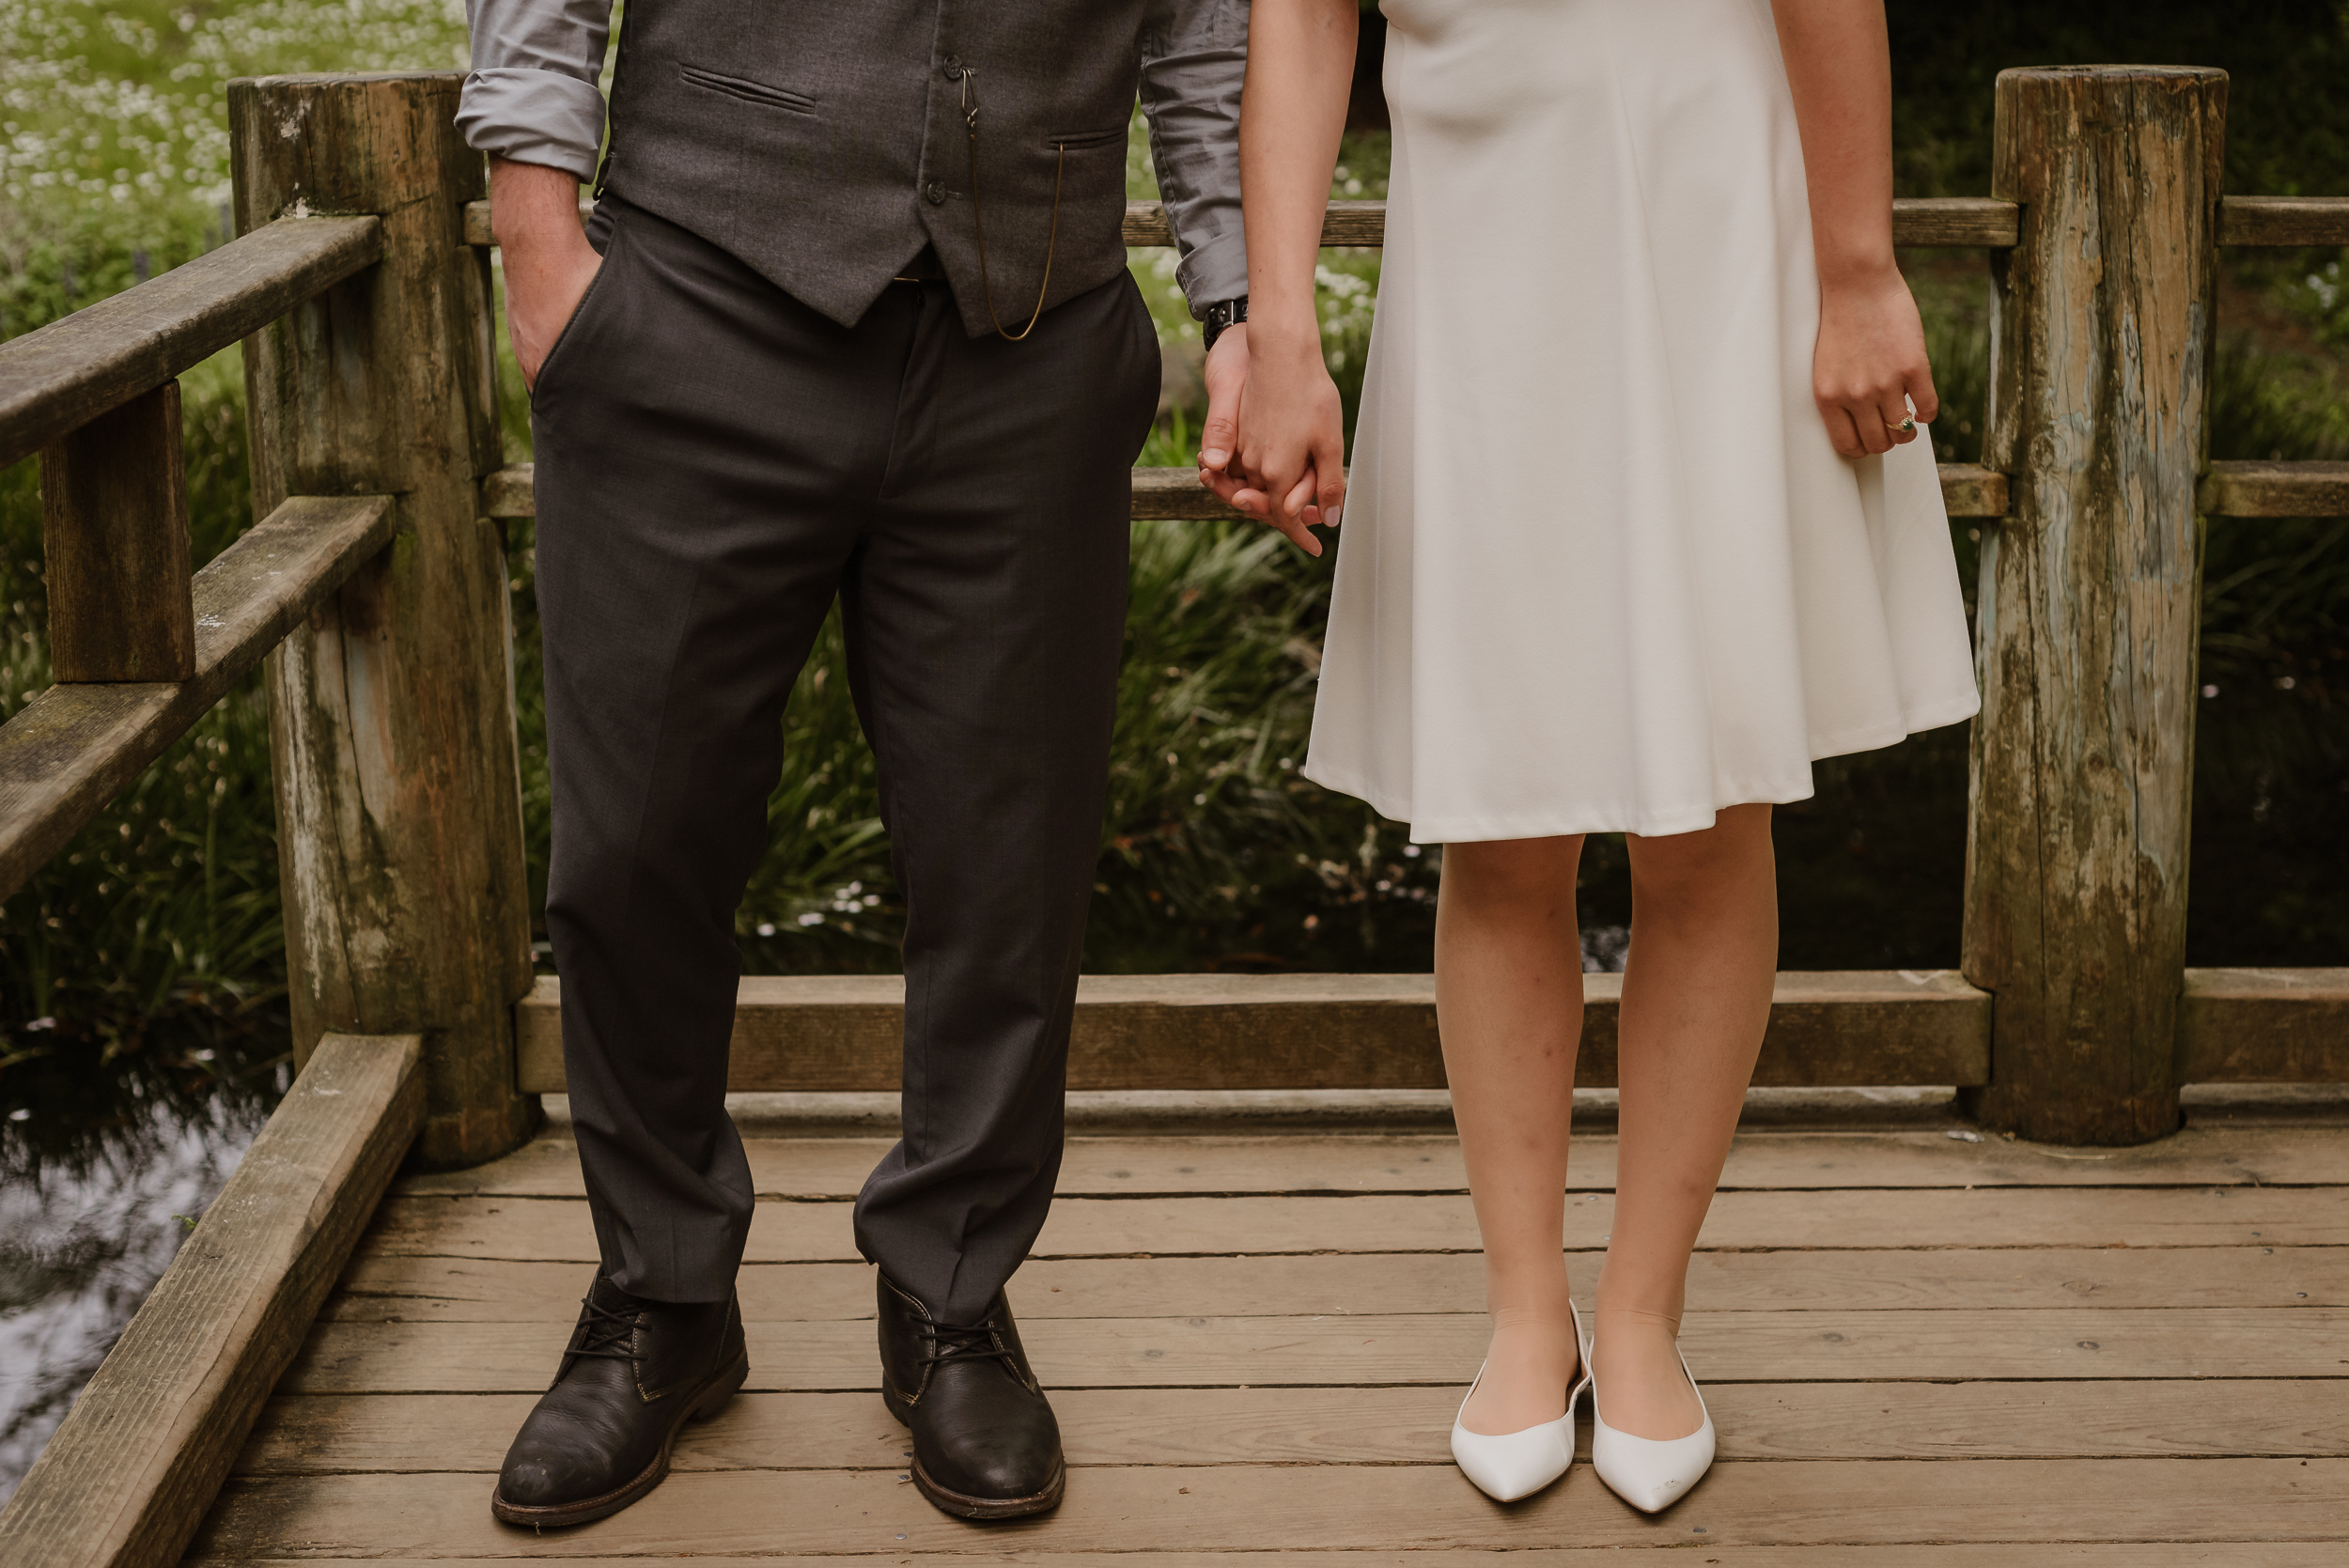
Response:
[0,1017,283,1503]
[0,1092,265,1499]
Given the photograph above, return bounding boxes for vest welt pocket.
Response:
[1044,127,1128,150]
[678,65,817,116]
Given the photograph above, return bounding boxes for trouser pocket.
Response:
[529,218,624,411]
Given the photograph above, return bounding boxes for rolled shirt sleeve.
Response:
[1139,0,1251,317]
[456,0,616,184]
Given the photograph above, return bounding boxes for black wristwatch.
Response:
[1202,296,1248,352]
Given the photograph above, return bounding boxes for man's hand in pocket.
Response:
[492,157,604,391]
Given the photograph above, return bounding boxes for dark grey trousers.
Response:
[531,197,1159,1319]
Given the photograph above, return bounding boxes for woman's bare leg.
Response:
[1438,835,1587,1435]
[1594,802,1778,1438]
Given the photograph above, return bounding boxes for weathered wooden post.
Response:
[1962,67,2225,1145]
[229,72,537,1165]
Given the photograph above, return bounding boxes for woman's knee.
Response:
[1626,805,1773,905]
[1441,835,1584,911]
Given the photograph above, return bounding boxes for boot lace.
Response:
[566,1292,640,1363]
[919,1317,1018,1373]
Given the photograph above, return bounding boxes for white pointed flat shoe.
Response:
[1587,1332,1716,1514]
[1450,1300,1591,1502]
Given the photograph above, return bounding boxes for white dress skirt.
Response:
[1302,0,1982,842]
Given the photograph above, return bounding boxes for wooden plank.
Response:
[1130,463,1255,520]
[2218,194,2349,247]
[1120,198,1387,247]
[1937,462,2009,518]
[461,197,587,247]
[0,493,395,903]
[397,1125,2349,1199]
[324,1243,2349,1323]
[186,1552,2349,1568]
[186,1458,2349,1554]
[277,1307,2349,1393]
[0,1034,422,1568]
[39,380,195,681]
[1133,466,2017,525]
[235,1375,2349,1476]
[359,1186,2349,1263]
[234,73,537,1165]
[1965,70,2225,1143]
[513,970,1990,1094]
[467,195,2026,256]
[0,216,381,471]
[2182,969,2349,1082]
[2198,461,2349,519]
[476,463,535,519]
[1126,198,2017,250]
[485,462,2013,523]
[1894,196,2023,248]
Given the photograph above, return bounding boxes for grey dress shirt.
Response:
[457,0,1251,315]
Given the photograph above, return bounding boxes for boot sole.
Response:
[491,1352,749,1529]
[884,1385,1067,1520]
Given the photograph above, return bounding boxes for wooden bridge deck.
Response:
[189,1120,2349,1563]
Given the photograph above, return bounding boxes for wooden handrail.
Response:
[2200,460,2349,517]
[0,493,395,902]
[460,196,2026,251]
[2217,195,2349,246]
[0,215,381,471]
[494,458,2349,524]
[484,461,2015,521]
[2179,969,2349,1080]
[0,1033,421,1568]
[460,194,2349,255]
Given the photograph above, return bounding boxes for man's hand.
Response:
[492,157,603,392]
[1198,319,1249,502]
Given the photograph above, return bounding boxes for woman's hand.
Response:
[1217,325,1344,555]
[491,157,604,392]
[1813,263,1938,458]
[1770,1,1935,458]
[1214,0,1356,555]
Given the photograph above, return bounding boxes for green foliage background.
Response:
[1,0,2346,1143]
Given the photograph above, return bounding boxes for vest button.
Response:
[925,181,947,205]
[942,56,962,80]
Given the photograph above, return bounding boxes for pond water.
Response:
[0,1020,282,1503]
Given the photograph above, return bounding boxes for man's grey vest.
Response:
[603,0,1185,337]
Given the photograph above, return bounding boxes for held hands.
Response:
[1197,322,1346,557]
[490,157,603,392]
[1813,262,1938,458]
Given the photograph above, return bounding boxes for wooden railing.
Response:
[1,61,2348,1568]
[461,76,2349,1144]
[0,72,529,1568]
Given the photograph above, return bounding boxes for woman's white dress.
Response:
[1303,0,1982,842]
